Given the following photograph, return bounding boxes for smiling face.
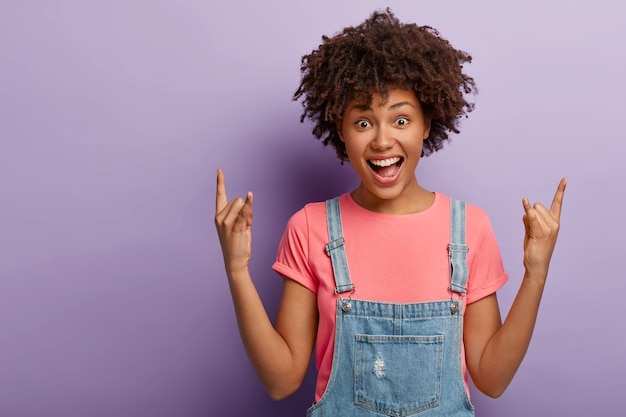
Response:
[338,89,433,214]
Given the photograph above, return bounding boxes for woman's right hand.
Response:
[214,169,254,276]
[214,170,318,400]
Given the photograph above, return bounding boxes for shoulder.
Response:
[283,195,351,239]
[440,194,491,228]
[434,194,496,246]
[465,201,491,228]
[460,200,502,255]
[285,199,329,231]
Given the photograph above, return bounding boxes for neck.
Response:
[350,183,435,215]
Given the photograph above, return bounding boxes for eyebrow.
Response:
[348,101,416,112]
[389,101,415,110]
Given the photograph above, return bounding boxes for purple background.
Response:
[1,1,624,416]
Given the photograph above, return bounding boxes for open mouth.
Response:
[367,156,403,179]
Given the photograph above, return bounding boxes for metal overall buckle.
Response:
[447,286,464,315]
[335,285,356,313]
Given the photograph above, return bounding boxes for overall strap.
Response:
[325,197,354,294]
[448,199,469,296]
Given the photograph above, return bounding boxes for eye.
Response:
[355,119,371,129]
[395,117,409,126]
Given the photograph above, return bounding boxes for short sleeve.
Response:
[272,207,319,294]
[465,206,509,304]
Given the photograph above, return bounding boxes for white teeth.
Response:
[369,157,401,167]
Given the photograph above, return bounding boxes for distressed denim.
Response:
[308,198,474,417]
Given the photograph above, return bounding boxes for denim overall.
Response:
[307,198,474,417]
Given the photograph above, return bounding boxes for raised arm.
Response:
[464,178,567,398]
[214,169,318,400]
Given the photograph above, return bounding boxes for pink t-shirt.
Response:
[272,193,508,401]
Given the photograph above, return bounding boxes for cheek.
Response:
[343,144,357,164]
[342,141,363,167]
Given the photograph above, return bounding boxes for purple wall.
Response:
[1,1,624,416]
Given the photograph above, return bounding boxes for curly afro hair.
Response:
[293,8,476,162]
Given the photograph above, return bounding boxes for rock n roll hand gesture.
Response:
[521,177,567,280]
[214,169,254,276]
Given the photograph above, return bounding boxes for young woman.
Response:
[215,9,566,416]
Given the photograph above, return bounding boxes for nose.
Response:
[371,125,394,151]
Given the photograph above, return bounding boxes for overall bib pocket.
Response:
[354,334,444,417]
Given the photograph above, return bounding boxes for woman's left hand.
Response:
[521,177,567,278]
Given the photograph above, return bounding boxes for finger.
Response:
[223,196,246,224]
[522,197,537,220]
[228,194,253,233]
[216,169,228,214]
[522,197,541,233]
[522,212,530,238]
[549,177,567,220]
[531,202,553,227]
[235,192,254,229]
[522,197,533,225]
[244,192,254,227]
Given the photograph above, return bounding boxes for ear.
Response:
[336,122,345,142]
[422,116,432,140]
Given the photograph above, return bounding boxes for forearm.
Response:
[215,172,316,399]
[474,270,546,397]
[469,179,566,397]
[227,268,303,399]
